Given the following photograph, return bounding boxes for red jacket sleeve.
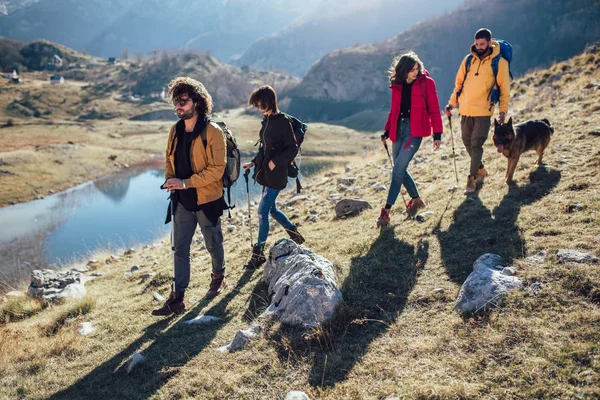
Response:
[426,77,443,134]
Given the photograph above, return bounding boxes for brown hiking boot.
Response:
[403,197,426,217]
[244,244,266,270]
[285,225,305,244]
[152,291,185,316]
[476,166,488,184]
[204,273,226,298]
[464,175,477,194]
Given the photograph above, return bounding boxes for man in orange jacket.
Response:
[445,28,510,194]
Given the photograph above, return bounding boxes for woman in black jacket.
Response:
[242,85,305,269]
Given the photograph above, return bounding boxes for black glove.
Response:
[433,133,442,141]
[381,130,389,140]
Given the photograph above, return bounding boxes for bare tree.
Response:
[121,48,129,61]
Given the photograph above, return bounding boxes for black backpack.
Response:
[201,121,241,215]
[284,113,307,193]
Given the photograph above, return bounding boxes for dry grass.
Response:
[0,50,598,399]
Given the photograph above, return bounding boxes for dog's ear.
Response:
[507,117,513,127]
[494,118,499,127]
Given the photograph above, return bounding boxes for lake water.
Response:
[0,157,334,290]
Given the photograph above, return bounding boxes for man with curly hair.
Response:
[153,77,228,316]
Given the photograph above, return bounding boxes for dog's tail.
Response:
[542,118,554,134]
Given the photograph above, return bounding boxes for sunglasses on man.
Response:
[173,97,193,107]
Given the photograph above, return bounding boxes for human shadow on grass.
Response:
[48,267,256,400]
[435,166,561,284]
[244,228,429,388]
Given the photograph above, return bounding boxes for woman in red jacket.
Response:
[378,51,443,227]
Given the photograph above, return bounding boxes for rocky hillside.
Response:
[232,0,463,77]
[0,46,599,399]
[287,0,600,123]
[0,39,300,122]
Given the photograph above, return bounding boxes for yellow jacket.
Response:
[165,121,227,205]
[448,40,510,116]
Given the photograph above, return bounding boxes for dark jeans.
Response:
[386,119,422,206]
[173,204,225,293]
[461,116,491,176]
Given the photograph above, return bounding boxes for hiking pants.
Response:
[461,116,491,176]
[173,204,225,293]
[386,118,422,206]
[257,186,294,246]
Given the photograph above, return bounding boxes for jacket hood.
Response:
[469,39,501,60]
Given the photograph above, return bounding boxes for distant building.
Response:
[3,69,18,79]
[50,75,65,84]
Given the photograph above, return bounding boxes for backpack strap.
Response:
[455,54,473,102]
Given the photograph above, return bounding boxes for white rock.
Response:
[217,326,261,353]
[556,249,599,264]
[262,239,342,328]
[126,352,145,374]
[78,322,96,336]
[284,195,308,207]
[153,292,165,302]
[184,314,221,325]
[525,250,547,264]
[285,391,311,400]
[5,291,24,297]
[336,176,356,186]
[455,253,523,315]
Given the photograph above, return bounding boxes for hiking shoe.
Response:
[476,166,488,184]
[244,244,266,270]
[464,175,477,194]
[152,291,185,316]
[205,273,226,298]
[377,208,391,227]
[285,225,305,244]
[404,197,426,217]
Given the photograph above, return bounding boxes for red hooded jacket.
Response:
[384,70,443,143]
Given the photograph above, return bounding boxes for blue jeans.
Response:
[386,119,422,206]
[257,186,294,246]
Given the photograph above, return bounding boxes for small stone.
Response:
[556,249,599,264]
[501,267,517,276]
[129,266,140,274]
[441,154,449,160]
[526,281,544,296]
[153,292,165,302]
[217,325,261,353]
[126,352,145,374]
[334,198,372,218]
[336,176,356,186]
[305,215,319,223]
[5,291,25,297]
[565,203,584,213]
[525,250,547,264]
[345,165,351,173]
[183,314,221,325]
[124,248,135,256]
[227,225,237,233]
[72,265,89,273]
[90,272,105,277]
[448,185,458,192]
[285,391,311,400]
[141,273,154,282]
[108,155,117,161]
[78,322,96,336]
[87,259,99,266]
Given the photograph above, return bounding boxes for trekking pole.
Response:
[382,140,408,208]
[447,115,460,186]
[169,193,176,295]
[243,169,253,246]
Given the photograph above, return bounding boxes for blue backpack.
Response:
[456,39,513,111]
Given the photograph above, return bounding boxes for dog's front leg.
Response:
[506,157,519,184]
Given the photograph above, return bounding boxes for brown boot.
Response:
[285,225,305,244]
[204,273,226,298]
[476,166,488,184]
[244,244,266,270]
[464,175,477,194]
[152,291,185,316]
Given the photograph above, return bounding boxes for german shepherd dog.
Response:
[492,117,554,184]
